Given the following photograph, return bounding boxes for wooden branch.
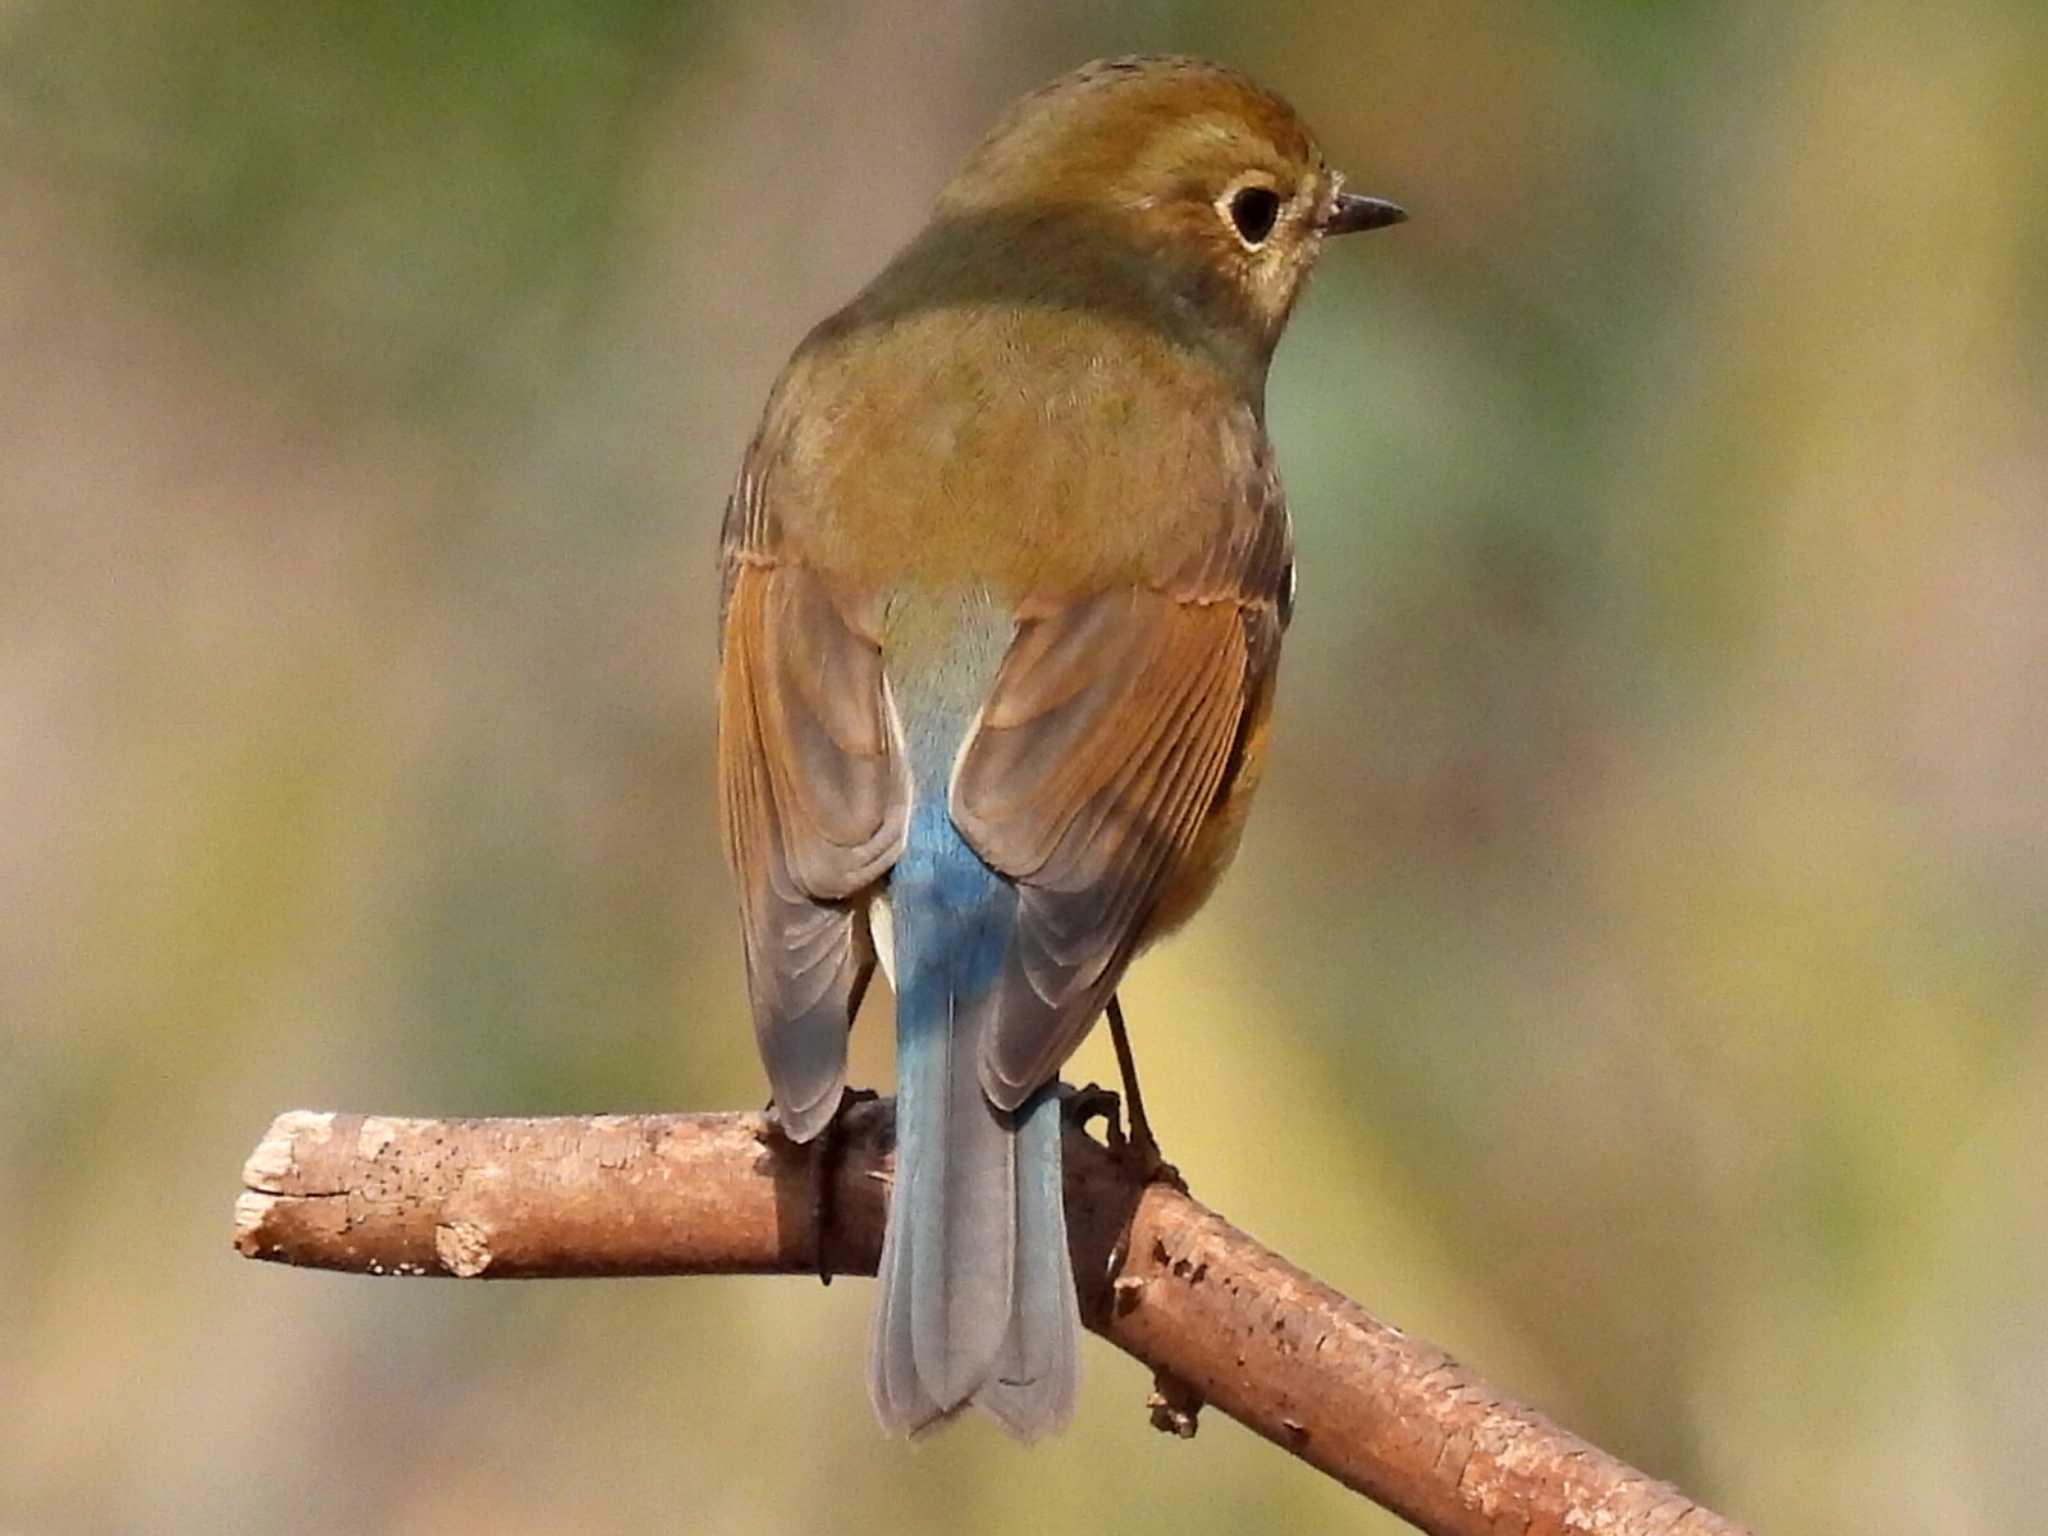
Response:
[234,1100,1752,1536]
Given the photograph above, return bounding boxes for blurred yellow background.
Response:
[4,3,2043,1532]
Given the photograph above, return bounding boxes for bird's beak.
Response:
[1325,191,1408,236]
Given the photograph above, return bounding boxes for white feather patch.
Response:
[869,892,897,988]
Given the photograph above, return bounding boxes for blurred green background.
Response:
[4,2,2043,1532]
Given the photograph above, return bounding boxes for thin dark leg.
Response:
[1106,995,1184,1189]
[758,1092,840,1283]
[810,1086,879,1285]
[807,969,877,1284]
[1105,996,1155,1159]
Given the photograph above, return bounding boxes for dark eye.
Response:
[1227,185,1282,245]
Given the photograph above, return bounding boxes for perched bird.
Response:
[717,55,1403,1441]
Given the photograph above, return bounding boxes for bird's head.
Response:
[931,56,1405,362]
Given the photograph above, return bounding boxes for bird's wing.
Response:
[951,462,1292,1111]
[718,449,910,1140]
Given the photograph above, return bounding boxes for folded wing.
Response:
[719,556,909,1140]
[952,582,1278,1110]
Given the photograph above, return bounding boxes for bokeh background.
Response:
[4,3,2044,1532]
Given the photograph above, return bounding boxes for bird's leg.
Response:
[781,975,879,1285]
[1105,995,1185,1191]
[1105,996,1153,1157]
[803,1086,880,1286]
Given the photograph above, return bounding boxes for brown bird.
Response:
[717,54,1404,1440]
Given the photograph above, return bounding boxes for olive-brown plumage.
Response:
[717,54,1402,1440]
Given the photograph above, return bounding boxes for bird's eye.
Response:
[1226,185,1282,246]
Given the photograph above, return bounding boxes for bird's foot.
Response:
[1062,1080,1186,1194]
[1064,1081,1125,1147]
[1124,1125,1187,1195]
[782,1086,880,1286]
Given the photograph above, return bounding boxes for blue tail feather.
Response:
[869,803,1078,1439]
[976,1082,1080,1442]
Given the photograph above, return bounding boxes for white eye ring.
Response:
[1218,177,1284,249]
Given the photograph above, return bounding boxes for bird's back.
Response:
[745,242,1275,616]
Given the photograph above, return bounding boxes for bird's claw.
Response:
[1062,1081,1186,1192]
[1063,1081,1127,1149]
[1127,1132,1188,1195]
[806,1085,882,1285]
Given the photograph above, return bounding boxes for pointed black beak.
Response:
[1326,192,1408,236]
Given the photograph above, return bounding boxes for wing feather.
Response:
[953,591,1264,1108]
[719,543,909,1140]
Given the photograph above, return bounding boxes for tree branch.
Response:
[234,1100,1751,1536]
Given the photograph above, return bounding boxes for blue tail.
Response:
[869,804,1079,1440]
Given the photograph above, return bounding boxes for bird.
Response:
[716,54,1404,1442]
